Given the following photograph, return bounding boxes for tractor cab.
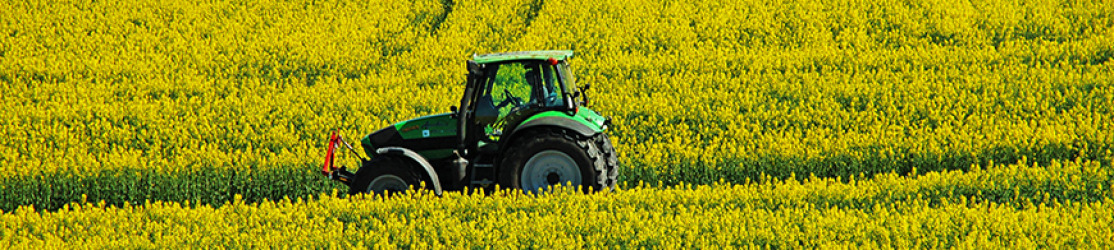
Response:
[457,51,582,158]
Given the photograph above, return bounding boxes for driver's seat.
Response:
[474,94,498,125]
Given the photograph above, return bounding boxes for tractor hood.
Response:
[361,112,458,159]
[392,113,457,139]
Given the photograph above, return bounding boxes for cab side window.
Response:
[476,61,566,140]
[490,63,533,118]
[478,62,537,138]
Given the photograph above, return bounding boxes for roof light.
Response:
[547,57,559,66]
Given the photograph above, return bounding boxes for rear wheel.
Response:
[499,128,610,193]
[348,156,426,196]
[595,133,620,188]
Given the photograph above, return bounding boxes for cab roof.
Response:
[472,50,574,64]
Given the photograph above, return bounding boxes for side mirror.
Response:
[572,83,590,98]
[577,83,591,107]
[450,106,458,118]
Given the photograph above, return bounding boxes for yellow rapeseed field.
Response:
[4,159,1113,248]
[1,0,1113,247]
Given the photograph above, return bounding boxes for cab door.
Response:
[474,62,549,141]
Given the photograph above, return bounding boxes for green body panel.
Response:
[521,108,607,132]
[359,137,454,160]
[393,113,458,139]
[473,50,574,64]
[414,149,455,160]
[359,113,458,160]
[394,113,457,159]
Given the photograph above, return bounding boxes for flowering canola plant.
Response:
[3,159,1113,248]
[1,0,1114,247]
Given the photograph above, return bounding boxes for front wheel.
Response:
[499,128,611,193]
[348,156,427,196]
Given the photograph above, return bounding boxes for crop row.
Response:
[4,159,1113,248]
[3,156,1110,216]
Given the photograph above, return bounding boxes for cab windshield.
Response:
[485,61,567,111]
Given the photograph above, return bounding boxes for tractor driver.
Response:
[524,63,561,107]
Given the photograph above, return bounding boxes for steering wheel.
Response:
[497,89,523,108]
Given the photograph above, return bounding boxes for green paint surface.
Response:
[416,149,455,160]
[393,113,458,140]
[521,108,607,132]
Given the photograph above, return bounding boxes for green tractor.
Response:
[321,50,618,195]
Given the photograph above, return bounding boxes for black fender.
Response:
[509,116,600,140]
[375,147,443,196]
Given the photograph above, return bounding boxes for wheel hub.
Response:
[521,150,581,193]
[546,172,560,185]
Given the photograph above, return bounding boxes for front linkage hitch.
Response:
[321,130,363,186]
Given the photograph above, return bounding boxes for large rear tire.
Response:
[348,156,427,196]
[499,128,611,193]
[595,133,620,188]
